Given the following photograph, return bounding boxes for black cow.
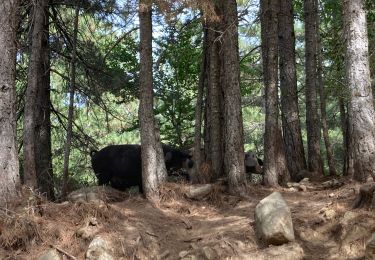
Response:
[90,144,194,192]
[244,151,263,174]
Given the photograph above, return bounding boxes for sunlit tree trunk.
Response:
[343,0,375,182]
[62,4,79,197]
[304,0,324,174]
[278,0,306,180]
[23,0,54,199]
[220,0,247,193]
[139,0,167,201]
[0,0,20,206]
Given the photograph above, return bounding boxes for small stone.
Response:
[202,246,216,260]
[179,250,189,258]
[37,249,62,260]
[298,185,307,192]
[329,193,335,198]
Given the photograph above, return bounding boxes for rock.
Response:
[86,236,114,260]
[185,184,213,200]
[68,186,125,204]
[37,249,62,260]
[366,233,375,260]
[319,207,336,221]
[287,187,298,192]
[234,242,304,260]
[300,178,309,184]
[321,179,342,189]
[250,174,263,184]
[201,246,217,260]
[179,250,189,258]
[255,192,295,246]
[298,185,307,192]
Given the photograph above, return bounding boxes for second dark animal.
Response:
[90,144,194,193]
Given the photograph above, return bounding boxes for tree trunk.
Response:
[278,0,306,180]
[62,4,79,197]
[316,0,336,176]
[343,0,375,182]
[0,0,20,206]
[220,0,247,193]
[304,0,323,174]
[139,0,167,201]
[23,0,54,199]
[261,0,288,187]
[192,23,207,183]
[207,20,224,180]
[339,97,349,176]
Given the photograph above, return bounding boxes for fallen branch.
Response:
[50,245,77,260]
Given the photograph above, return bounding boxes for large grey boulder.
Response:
[86,236,115,260]
[255,192,295,246]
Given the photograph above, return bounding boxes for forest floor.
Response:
[0,176,374,260]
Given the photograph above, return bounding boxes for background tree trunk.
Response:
[278,0,306,180]
[261,0,288,187]
[23,0,54,199]
[62,4,79,197]
[221,0,247,193]
[139,0,167,201]
[343,0,375,182]
[0,0,20,206]
[304,0,324,174]
[316,1,336,176]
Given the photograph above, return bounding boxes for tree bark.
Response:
[139,0,167,201]
[278,0,306,180]
[23,0,54,199]
[304,0,323,174]
[261,0,289,187]
[207,19,224,180]
[316,0,336,176]
[62,4,79,197]
[343,0,375,182]
[0,0,20,206]
[192,22,207,183]
[220,0,247,193]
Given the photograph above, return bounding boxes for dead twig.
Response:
[50,245,77,260]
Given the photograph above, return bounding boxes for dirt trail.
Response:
[0,180,374,259]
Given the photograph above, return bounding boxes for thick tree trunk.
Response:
[221,0,247,193]
[343,0,375,182]
[207,20,224,180]
[62,4,79,197]
[278,0,306,180]
[261,0,288,187]
[304,0,323,174]
[316,2,336,176]
[139,0,167,201]
[23,0,54,199]
[0,0,20,206]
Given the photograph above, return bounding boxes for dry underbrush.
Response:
[0,180,374,259]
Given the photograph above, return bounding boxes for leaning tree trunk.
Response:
[23,0,54,199]
[62,4,79,197]
[220,0,247,193]
[139,0,167,201]
[343,0,375,183]
[278,0,306,180]
[261,0,289,187]
[304,0,324,174]
[0,0,20,206]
